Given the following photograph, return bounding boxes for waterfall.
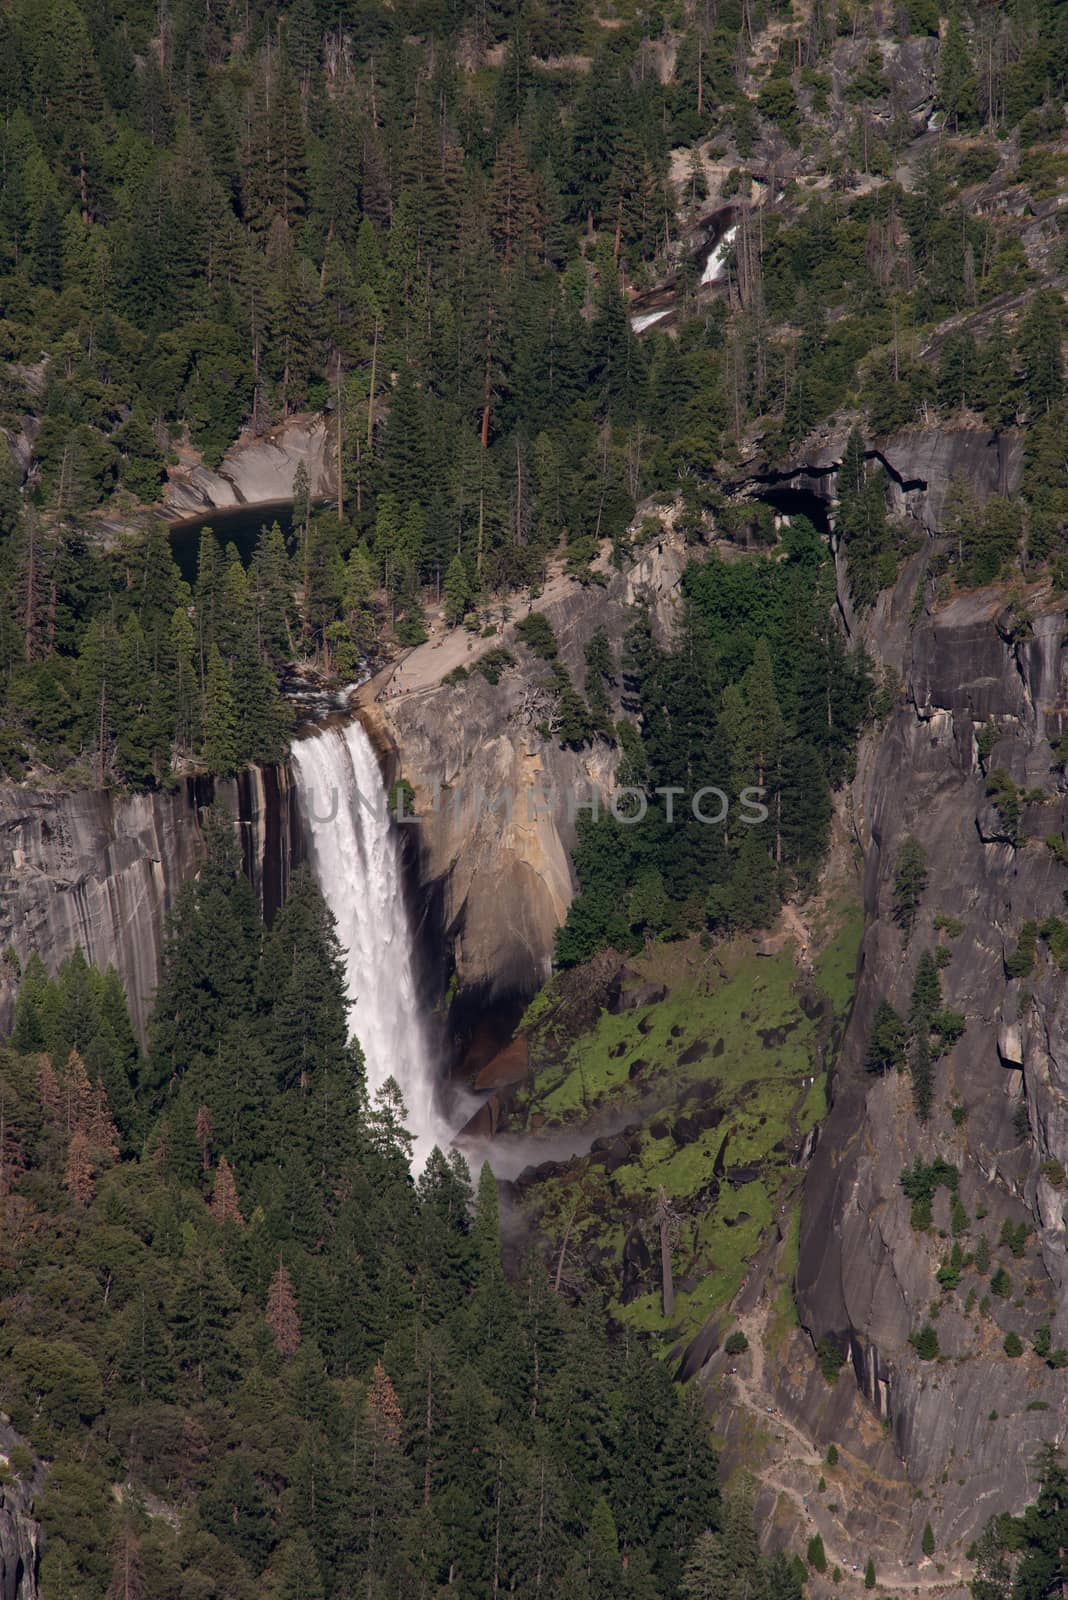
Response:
[631,306,672,334]
[290,719,447,1169]
[701,223,738,285]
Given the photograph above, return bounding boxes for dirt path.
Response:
[780,904,815,971]
[720,1296,962,1596]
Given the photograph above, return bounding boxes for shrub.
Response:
[976,722,999,768]
[910,1324,940,1360]
[514,611,558,660]
[937,1243,964,1291]
[1006,921,1039,978]
[866,1000,907,1074]
[807,1534,827,1573]
[974,1234,991,1273]
[934,913,964,938]
[1033,1325,1052,1358]
[931,1010,966,1051]
[900,1157,958,1209]
[724,1330,749,1356]
[865,1558,877,1589]
[986,768,1021,841]
[826,1443,838,1466]
[922,1522,935,1557]
[388,778,416,819]
[474,648,515,686]
[816,1336,846,1383]
[1041,917,1068,968]
[1003,1331,1024,1357]
[990,1267,1012,1298]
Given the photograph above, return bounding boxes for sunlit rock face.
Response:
[798,581,1068,1553]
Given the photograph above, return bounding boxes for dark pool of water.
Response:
[168,499,297,585]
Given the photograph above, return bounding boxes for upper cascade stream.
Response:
[290,718,449,1169]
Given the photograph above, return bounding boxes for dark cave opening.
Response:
[751,481,833,535]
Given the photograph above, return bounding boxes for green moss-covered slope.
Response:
[510,904,863,1350]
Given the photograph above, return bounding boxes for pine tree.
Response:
[266,1260,301,1358]
[922,1520,935,1557]
[366,1360,403,1449]
[202,644,238,776]
[63,1048,97,1140]
[867,1000,907,1074]
[807,1532,827,1573]
[264,1531,325,1600]
[473,1161,503,1280]
[1019,292,1065,417]
[978,319,1017,429]
[65,1129,94,1208]
[443,552,472,625]
[893,837,928,941]
[358,1358,410,1587]
[587,1495,622,1596]
[30,196,64,289]
[937,12,975,130]
[105,1518,145,1600]
[146,805,261,1099]
[195,1104,213,1169]
[911,1027,934,1122]
[342,544,377,656]
[210,1154,244,1226]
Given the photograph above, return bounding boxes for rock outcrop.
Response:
[0,1422,42,1600]
[742,421,1024,538]
[361,530,698,1010]
[0,766,299,1042]
[162,414,334,518]
[797,575,1068,1559]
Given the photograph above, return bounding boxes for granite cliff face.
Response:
[0,1422,43,1600]
[162,415,335,519]
[797,572,1068,1559]
[744,420,1024,537]
[0,766,299,1043]
[0,1478,38,1600]
[360,529,698,1016]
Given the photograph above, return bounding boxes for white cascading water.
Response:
[701,223,738,284]
[290,719,447,1170]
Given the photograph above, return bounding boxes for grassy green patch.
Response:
[515,905,863,1352]
[520,942,837,1128]
[814,902,865,1012]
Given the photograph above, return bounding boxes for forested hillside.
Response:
[0,820,751,1597]
[0,0,1064,794]
[1,0,1068,1592]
